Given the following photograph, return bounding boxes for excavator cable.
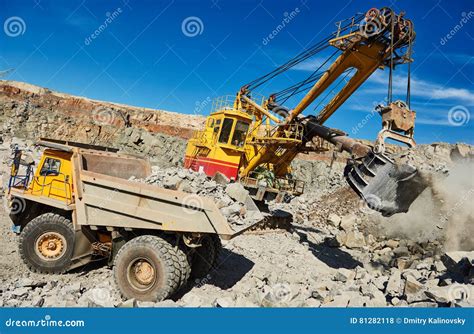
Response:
[406,29,413,108]
[312,68,355,113]
[387,11,395,104]
[246,39,331,90]
[275,49,340,104]
[245,13,365,92]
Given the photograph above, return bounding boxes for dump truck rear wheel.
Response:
[161,234,191,288]
[191,235,221,278]
[19,213,74,274]
[114,235,182,302]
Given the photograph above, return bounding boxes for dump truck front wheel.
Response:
[19,213,75,274]
[114,235,182,302]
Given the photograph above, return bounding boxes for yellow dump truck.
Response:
[5,138,247,301]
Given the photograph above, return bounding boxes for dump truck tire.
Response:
[114,235,182,302]
[191,235,221,278]
[19,213,74,274]
[161,234,191,289]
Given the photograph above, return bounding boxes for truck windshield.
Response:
[231,120,249,147]
[39,158,61,176]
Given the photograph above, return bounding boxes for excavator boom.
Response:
[184,7,426,215]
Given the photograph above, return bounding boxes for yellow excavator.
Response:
[185,7,427,216]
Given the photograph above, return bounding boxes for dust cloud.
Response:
[376,162,474,251]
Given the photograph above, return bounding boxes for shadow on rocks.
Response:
[172,248,254,300]
[294,228,363,270]
[68,257,109,275]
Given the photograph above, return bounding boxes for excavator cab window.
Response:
[218,118,234,144]
[231,120,249,147]
[214,119,221,133]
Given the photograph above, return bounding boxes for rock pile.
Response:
[131,167,262,229]
[0,136,472,308]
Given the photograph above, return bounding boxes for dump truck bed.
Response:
[69,148,245,240]
[74,170,235,239]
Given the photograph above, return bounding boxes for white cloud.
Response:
[291,56,332,71]
[415,118,454,126]
[291,60,474,104]
[365,71,474,104]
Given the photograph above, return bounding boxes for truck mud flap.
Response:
[345,151,428,217]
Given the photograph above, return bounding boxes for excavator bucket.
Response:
[345,151,428,216]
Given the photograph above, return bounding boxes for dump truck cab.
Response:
[30,149,73,202]
[10,148,74,208]
[5,138,249,302]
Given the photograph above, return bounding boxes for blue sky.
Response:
[0,0,473,144]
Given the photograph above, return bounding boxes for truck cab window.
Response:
[39,158,61,176]
[231,121,250,147]
[218,118,234,144]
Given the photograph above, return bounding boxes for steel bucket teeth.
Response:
[346,151,428,216]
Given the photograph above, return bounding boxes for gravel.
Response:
[0,138,472,308]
